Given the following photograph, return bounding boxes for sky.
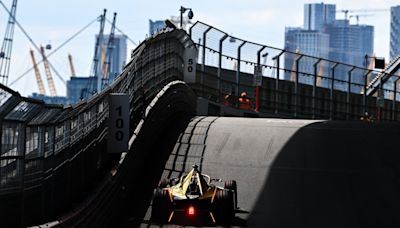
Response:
[0,0,399,96]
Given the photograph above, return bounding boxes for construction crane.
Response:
[91,9,107,93]
[29,49,46,95]
[337,8,389,20]
[102,12,117,89]
[68,53,76,76]
[0,0,17,85]
[40,45,57,96]
[349,14,374,25]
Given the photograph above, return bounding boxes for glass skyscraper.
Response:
[284,28,330,85]
[284,2,374,88]
[327,20,374,68]
[390,5,400,60]
[66,76,97,104]
[284,3,334,86]
[304,3,336,30]
[96,34,127,83]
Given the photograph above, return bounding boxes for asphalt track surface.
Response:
[136,117,400,228]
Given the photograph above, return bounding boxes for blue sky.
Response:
[0,0,399,96]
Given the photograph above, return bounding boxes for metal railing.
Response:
[189,21,400,121]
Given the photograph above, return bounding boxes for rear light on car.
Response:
[187,205,195,216]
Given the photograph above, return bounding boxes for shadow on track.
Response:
[248,121,400,228]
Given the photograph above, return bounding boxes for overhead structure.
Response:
[0,0,18,85]
[29,49,46,95]
[40,45,57,96]
[102,12,117,89]
[366,55,400,96]
[68,53,76,76]
[91,9,107,93]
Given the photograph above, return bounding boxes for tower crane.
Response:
[337,8,389,20]
[102,12,117,89]
[0,0,17,85]
[29,49,46,95]
[92,9,107,93]
[68,53,76,76]
[40,45,57,96]
[349,14,374,25]
[100,46,107,77]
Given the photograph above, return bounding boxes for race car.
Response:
[151,164,237,226]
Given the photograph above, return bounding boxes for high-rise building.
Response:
[284,28,330,85]
[327,20,374,69]
[284,2,374,88]
[304,3,336,30]
[149,20,165,35]
[326,20,374,90]
[390,5,400,60]
[66,76,97,104]
[96,34,127,84]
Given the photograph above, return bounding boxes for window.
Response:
[55,125,64,138]
[0,89,12,107]
[1,123,21,157]
[44,131,49,144]
[25,127,39,155]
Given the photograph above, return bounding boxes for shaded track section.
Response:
[139,118,400,227]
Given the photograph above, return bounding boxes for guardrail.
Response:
[189,21,400,121]
[0,27,194,226]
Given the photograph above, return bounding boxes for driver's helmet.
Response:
[189,175,197,192]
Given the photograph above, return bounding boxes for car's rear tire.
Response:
[213,189,234,225]
[224,180,237,208]
[151,188,171,224]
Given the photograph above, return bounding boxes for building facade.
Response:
[66,76,97,104]
[96,34,127,84]
[284,28,330,85]
[304,3,336,30]
[284,2,374,89]
[390,5,400,60]
[327,20,374,69]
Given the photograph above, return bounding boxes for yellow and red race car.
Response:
[151,164,237,226]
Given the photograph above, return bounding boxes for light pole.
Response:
[180,6,194,28]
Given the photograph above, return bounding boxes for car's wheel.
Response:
[151,188,171,223]
[224,180,237,208]
[213,189,234,225]
[158,178,170,188]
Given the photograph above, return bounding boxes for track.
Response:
[134,117,400,227]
